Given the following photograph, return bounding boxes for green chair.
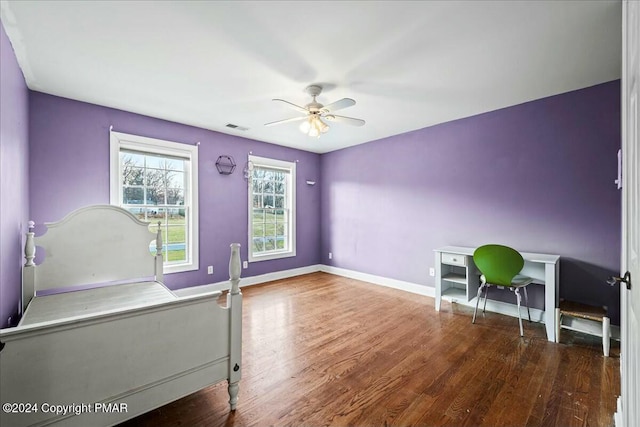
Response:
[472,244,533,336]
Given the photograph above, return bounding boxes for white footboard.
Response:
[0,289,242,427]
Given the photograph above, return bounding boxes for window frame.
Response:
[248,155,296,263]
[110,131,199,274]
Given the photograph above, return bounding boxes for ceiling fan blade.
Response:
[264,116,308,127]
[272,99,308,114]
[321,98,355,113]
[324,114,365,127]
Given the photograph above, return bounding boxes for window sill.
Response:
[249,250,296,263]
[163,262,199,275]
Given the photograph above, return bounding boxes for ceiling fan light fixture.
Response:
[299,115,328,138]
[299,119,311,133]
[320,119,330,133]
[308,125,320,138]
[267,84,363,139]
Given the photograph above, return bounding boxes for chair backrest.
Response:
[473,244,525,286]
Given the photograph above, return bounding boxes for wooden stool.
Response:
[555,300,610,356]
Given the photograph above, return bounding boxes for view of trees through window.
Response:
[120,150,187,263]
[251,167,289,255]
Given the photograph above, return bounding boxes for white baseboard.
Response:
[319,265,622,339]
[173,264,322,297]
[614,397,622,427]
[320,265,435,297]
[174,264,621,340]
[322,265,547,321]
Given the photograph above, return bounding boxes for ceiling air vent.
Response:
[225,123,249,131]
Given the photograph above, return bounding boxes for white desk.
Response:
[434,246,560,342]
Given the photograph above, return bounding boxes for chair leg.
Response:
[483,286,489,313]
[603,316,610,357]
[523,286,531,322]
[472,283,485,324]
[515,288,524,337]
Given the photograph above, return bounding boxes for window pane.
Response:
[166,225,186,263]
[167,171,185,189]
[121,153,144,188]
[252,237,264,252]
[147,207,166,221]
[123,166,144,185]
[145,154,167,170]
[145,168,165,187]
[252,168,265,180]
[166,159,185,172]
[265,236,276,251]
[252,222,265,236]
[123,187,144,204]
[167,188,184,205]
[116,134,197,272]
[121,151,144,166]
[265,209,276,223]
[248,160,294,260]
[146,187,166,205]
[168,208,184,222]
[167,225,185,244]
[265,223,276,235]
[252,208,264,222]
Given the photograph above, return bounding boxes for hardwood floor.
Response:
[121,272,619,427]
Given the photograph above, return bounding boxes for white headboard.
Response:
[23,205,163,311]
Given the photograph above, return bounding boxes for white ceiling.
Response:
[1,1,621,154]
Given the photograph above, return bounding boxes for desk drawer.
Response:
[441,252,466,266]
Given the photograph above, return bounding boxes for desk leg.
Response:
[544,261,559,342]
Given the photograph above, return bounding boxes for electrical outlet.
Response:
[429,268,435,277]
[329,252,333,260]
[243,261,248,269]
[207,265,213,274]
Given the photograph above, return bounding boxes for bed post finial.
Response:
[156,222,163,255]
[229,243,241,295]
[25,221,36,266]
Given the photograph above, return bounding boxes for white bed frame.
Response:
[0,205,242,427]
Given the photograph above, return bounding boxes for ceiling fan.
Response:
[265,85,365,138]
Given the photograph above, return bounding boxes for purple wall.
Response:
[321,81,622,323]
[0,22,29,327]
[29,92,321,290]
[4,54,622,326]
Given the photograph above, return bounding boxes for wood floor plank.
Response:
[120,272,619,427]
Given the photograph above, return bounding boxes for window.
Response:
[248,155,296,262]
[110,131,198,274]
